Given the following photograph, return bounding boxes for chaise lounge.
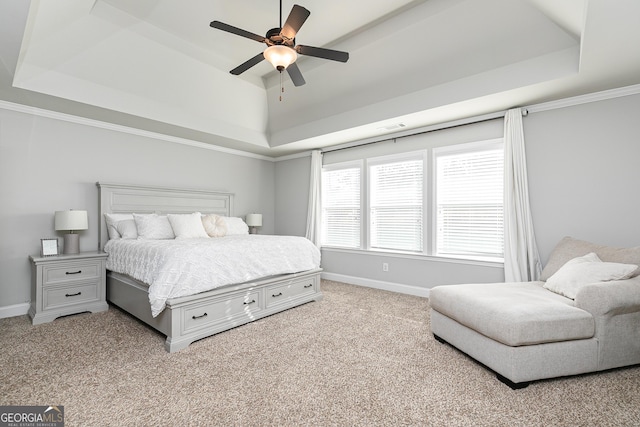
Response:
[429,237,640,388]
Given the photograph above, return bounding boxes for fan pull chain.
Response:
[279,70,284,102]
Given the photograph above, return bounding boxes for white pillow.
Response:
[133,214,175,240]
[167,213,209,239]
[201,214,227,237]
[115,219,138,239]
[544,252,637,299]
[223,217,249,235]
[104,213,134,239]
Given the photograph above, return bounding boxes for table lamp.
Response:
[245,213,262,234]
[55,210,88,254]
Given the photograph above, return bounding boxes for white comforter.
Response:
[105,235,321,317]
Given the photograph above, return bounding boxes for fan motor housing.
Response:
[266,27,294,46]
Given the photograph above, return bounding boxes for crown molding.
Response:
[527,83,640,114]
[272,150,313,162]
[0,100,276,162]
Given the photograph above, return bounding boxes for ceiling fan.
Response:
[209,1,349,87]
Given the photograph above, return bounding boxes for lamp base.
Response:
[63,233,80,255]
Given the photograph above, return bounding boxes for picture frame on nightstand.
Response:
[40,238,58,257]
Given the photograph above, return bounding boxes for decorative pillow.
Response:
[201,214,227,238]
[133,214,175,239]
[115,219,138,239]
[167,213,209,239]
[543,252,638,299]
[223,216,249,235]
[104,213,134,239]
[541,236,640,280]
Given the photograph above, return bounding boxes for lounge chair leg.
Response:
[497,373,529,389]
[433,334,447,344]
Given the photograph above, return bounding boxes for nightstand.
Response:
[29,251,109,325]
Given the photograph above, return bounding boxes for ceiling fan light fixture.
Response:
[264,45,297,71]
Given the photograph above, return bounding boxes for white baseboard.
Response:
[321,272,430,298]
[0,303,30,319]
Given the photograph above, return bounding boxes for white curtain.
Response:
[305,150,323,246]
[504,108,542,282]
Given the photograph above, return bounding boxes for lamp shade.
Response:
[55,210,88,231]
[245,214,263,227]
[263,45,297,71]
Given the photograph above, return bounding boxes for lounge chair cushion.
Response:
[429,282,595,346]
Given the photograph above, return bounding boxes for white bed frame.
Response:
[97,182,322,352]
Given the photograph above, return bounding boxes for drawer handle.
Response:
[244,299,256,305]
[65,292,82,297]
[304,284,313,288]
[272,292,283,298]
[66,270,82,275]
[192,313,208,320]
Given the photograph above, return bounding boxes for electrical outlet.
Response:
[382,262,389,272]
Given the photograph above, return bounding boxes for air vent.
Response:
[377,123,406,132]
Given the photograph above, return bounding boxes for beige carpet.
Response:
[2,280,639,426]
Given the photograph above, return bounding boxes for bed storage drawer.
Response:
[266,277,317,308]
[182,290,262,333]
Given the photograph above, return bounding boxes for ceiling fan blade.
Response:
[230,52,266,75]
[210,21,266,43]
[296,45,349,63]
[280,5,310,40]
[286,62,306,87]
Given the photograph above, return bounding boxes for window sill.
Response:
[321,246,504,268]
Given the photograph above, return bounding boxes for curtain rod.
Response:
[321,108,527,154]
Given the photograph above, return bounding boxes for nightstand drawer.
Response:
[43,261,101,285]
[43,282,100,310]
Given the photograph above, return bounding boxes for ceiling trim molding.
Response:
[272,150,313,162]
[527,83,640,114]
[0,100,276,162]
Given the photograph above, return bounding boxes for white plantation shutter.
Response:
[435,143,504,258]
[369,156,423,252]
[321,165,361,248]
[321,138,503,261]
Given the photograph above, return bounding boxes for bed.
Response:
[97,182,323,352]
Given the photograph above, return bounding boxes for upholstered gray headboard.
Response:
[96,182,234,251]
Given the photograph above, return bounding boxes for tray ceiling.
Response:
[2,0,640,157]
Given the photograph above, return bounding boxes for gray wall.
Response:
[274,92,640,293]
[525,93,640,262]
[274,155,310,237]
[4,90,639,309]
[0,108,275,309]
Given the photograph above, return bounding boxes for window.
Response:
[321,163,361,248]
[435,142,504,258]
[369,154,423,252]
[321,138,504,262]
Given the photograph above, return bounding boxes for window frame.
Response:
[320,139,504,264]
[366,150,427,253]
[321,160,364,250]
[432,138,505,261]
